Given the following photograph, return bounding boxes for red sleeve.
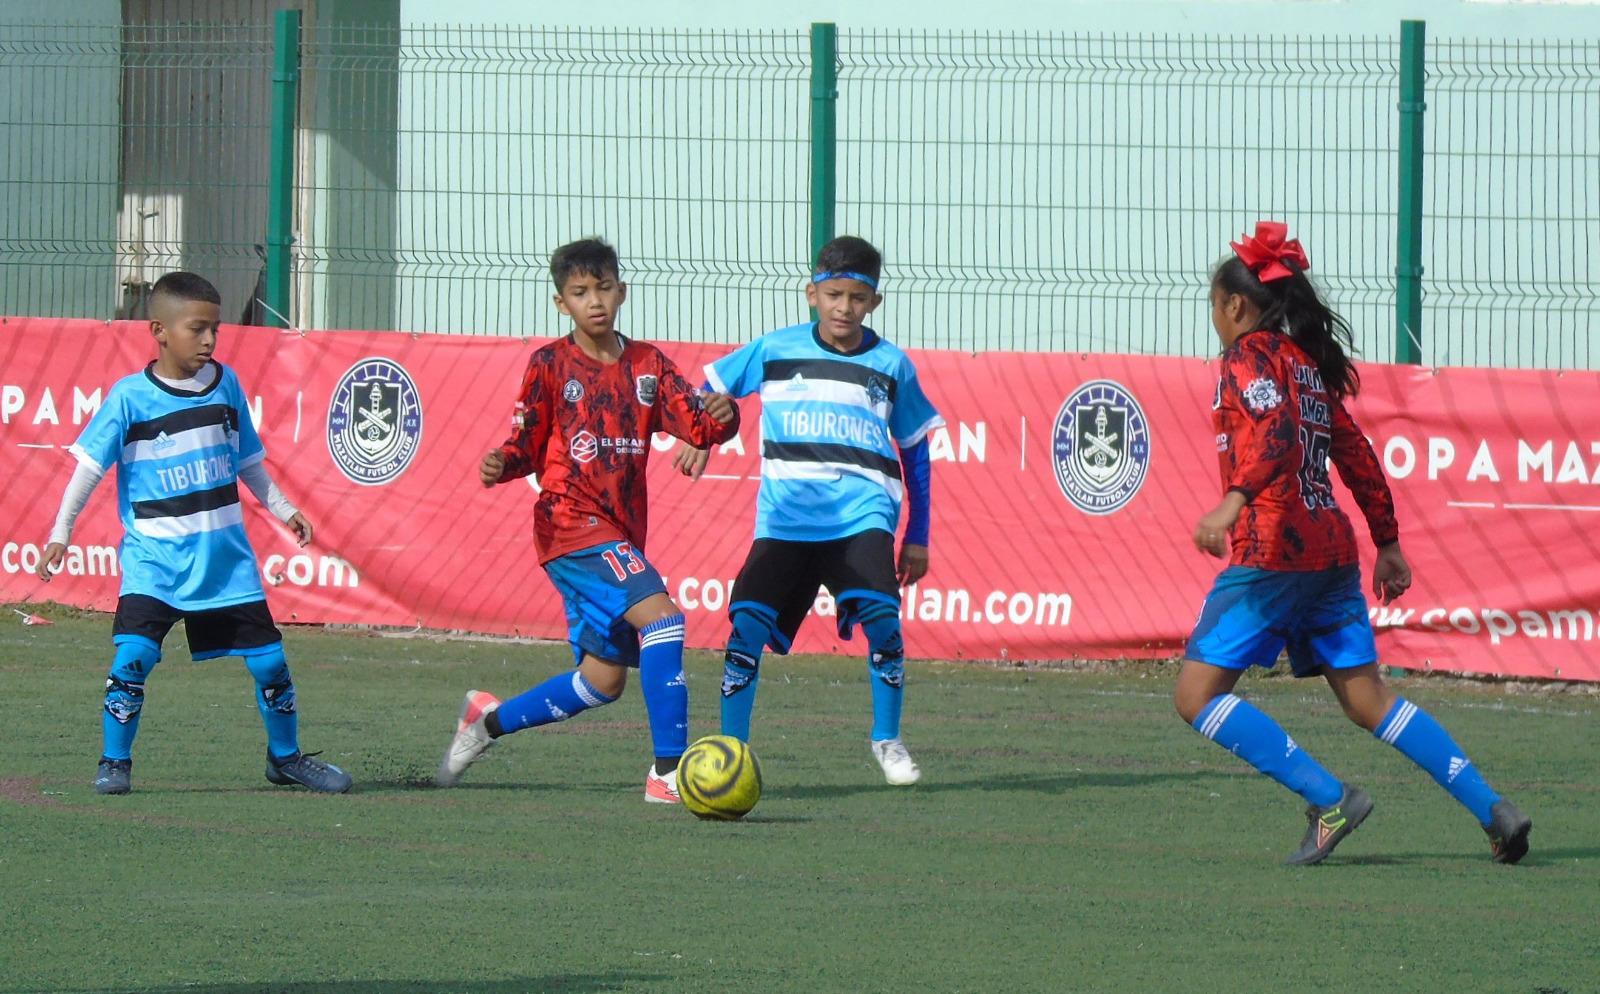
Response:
[651,350,740,447]
[1219,346,1297,500]
[496,352,553,483]
[1328,398,1400,547]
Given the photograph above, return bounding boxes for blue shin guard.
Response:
[497,670,618,734]
[102,639,161,761]
[720,608,774,742]
[243,644,299,762]
[1375,697,1501,826]
[858,606,906,742]
[1192,693,1344,807]
[639,614,689,762]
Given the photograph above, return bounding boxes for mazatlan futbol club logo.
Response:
[1052,379,1151,515]
[327,357,423,486]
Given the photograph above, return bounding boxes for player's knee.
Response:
[581,659,627,698]
[1340,696,1385,732]
[1173,686,1208,725]
[110,641,160,683]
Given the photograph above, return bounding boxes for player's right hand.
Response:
[35,543,66,582]
[479,450,506,487]
[703,392,736,425]
[672,444,710,480]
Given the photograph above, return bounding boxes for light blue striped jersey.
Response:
[705,323,943,542]
[70,362,267,610]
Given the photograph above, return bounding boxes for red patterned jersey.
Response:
[1214,329,1399,571]
[496,334,740,564]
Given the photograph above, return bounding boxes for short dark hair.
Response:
[815,236,882,283]
[151,271,221,307]
[550,237,621,289]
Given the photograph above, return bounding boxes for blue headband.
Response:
[811,270,879,290]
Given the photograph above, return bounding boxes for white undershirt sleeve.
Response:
[49,460,107,546]
[238,461,299,523]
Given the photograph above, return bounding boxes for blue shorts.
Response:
[543,541,668,667]
[1186,564,1377,677]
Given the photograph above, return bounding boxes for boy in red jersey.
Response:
[436,238,739,802]
[1176,222,1531,865]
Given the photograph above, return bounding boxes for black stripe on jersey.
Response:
[762,441,903,480]
[122,404,237,445]
[760,359,898,402]
[131,482,240,520]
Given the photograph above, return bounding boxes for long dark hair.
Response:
[1211,255,1360,399]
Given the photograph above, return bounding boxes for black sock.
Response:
[654,755,679,775]
[484,709,503,738]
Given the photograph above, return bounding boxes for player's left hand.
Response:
[1373,541,1412,603]
[286,512,313,548]
[897,543,929,586]
[703,391,736,425]
[672,444,710,479]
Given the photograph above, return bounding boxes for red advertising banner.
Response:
[2,318,1597,680]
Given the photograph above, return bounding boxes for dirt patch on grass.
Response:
[0,777,62,807]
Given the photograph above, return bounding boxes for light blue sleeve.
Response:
[889,356,944,446]
[704,338,766,398]
[68,381,128,471]
[230,372,266,469]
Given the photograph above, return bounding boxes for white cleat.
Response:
[871,737,922,786]
[436,689,501,787]
[644,766,681,804]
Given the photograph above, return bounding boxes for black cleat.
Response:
[94,757,132,795]
[1285,786,1374,866]
[266,751,352,794]
[1485,800,1532,865]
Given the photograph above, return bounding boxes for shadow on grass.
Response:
[774,769,1209,801]
[3,974,660,994]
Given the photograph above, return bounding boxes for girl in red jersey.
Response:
[1175,222,1531,865]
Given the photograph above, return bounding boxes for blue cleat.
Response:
[265,751,352,794]
[94,757,132,795]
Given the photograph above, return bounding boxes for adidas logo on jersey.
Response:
[784,372,807,393]
[1447,756,1470,782]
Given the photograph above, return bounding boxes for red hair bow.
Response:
[1230,221,1310,283]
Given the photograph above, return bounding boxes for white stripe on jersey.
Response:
[759,378,890,420]
[132,502,244,539]
[762,459,904,501]
[121,423,234,465]
[899,412,946,447]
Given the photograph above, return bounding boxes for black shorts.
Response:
[729,529,899,653]
[113,594,282,660]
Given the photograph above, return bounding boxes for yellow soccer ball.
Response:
[677,735,762,821]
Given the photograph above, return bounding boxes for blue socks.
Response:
[719,610,772,742]
[243,645,299,761]
[859,610,905,742]
[102,639,160,761]
[496,670,617,734]
[1192,693,1344,807]
[638,614,689,762]
[1375,697,1500,826]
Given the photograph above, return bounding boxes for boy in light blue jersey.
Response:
[681,236,942,784]
[37,272,351,796]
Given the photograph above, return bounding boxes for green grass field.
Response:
[2,609,1596,994]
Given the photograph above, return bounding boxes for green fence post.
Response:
[265,9,301,328]
[1395,19,1426,365]
[809,22,838,267]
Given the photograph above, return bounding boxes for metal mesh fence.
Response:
[1,20,1596,368]
[1424,38,1600,370]
[296,26,812,340]
[837,32,1401,357]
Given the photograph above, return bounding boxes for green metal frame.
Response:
[1395,19,1426,364]
[265,9,300,328]
[809,22,838,268]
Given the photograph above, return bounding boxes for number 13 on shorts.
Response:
[601,543,647,581]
